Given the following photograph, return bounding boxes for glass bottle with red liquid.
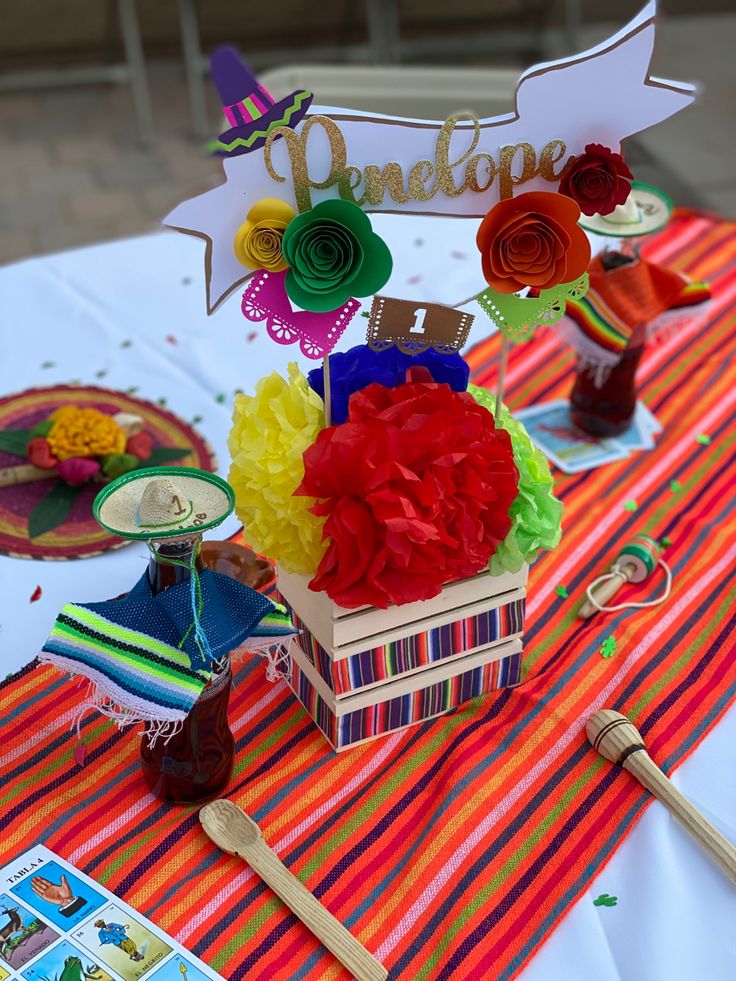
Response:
[139,536,235,804]
[570,250,644,438]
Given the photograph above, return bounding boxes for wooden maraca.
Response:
[578,534,667,619]
[587,710,736,885]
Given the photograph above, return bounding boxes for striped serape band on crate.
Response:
[1,210,735,980]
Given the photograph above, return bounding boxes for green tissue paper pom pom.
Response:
[468,384,563,574]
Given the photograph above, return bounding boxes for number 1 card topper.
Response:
[165,1,694,314]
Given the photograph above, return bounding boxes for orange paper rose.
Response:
[477,191,591,295]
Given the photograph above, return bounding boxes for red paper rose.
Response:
[558,143,633,216]
[476,191,591,295]
[296,379,519,608]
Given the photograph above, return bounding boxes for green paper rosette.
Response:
[469,384,563,574]
[282,199,393,312]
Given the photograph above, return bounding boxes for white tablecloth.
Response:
[1,227,734,980]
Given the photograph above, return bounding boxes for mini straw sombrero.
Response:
[206,46,312,157]
[578,182,673,238]
[93,466,234,541]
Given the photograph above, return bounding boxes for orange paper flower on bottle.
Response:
[47,406,126,461]
[476,191,591,295]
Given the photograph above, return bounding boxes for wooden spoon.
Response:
[200,800,388,981]
[587,709,736,885]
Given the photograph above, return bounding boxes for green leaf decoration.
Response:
[600,636,617,659]
[28,482,81,540]
[623,500,638,512]
[0,429,33,458]
[670,480,682,493]
[554,584,569,599]
[695,433,711,445]
[475,273,589,344]
[593,893,618,907]
[30,420,53,439]
[143,447,193,467]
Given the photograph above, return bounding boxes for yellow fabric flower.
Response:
[47,406,127,461]
[233,198,296,272]
[228,363,327,576]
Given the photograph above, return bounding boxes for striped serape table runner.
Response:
[2,211,735,980]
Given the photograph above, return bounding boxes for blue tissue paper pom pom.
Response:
[307,344,470,425]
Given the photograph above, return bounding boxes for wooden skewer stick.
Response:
[322,353,332,428]
[200,800,388,981]
[494,336,509,422]
[587,710,736,885]
[578,562,637,619]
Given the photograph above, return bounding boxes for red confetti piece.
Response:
[407,275,423,285]
[450,250,468,260]
[166,335,178,345]
[30,585,42,603]
[247,332,258,342]
[73,742,87,767]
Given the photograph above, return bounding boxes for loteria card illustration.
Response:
[0,895,58,969]
[1,846,223,981]
[515,401,628,472]
[11,861,107,931]
[21,939,112,981]
[73,904,172,981]
[153,955,214,981]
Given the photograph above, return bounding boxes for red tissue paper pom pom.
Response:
[296,378,519,609]
[558,143,633,217]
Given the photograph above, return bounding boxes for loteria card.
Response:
[0,846,222,981]
[515,401,629,473]
[516,400,661,472]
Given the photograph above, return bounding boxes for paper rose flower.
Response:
[558,143,633,217]
[476,191,590,295]
[27,437,58,470]
[469,385,563,574]
[233,197,296,272]
[281,199,393,313]
[228,363,327,576]
[47,406,126,461]
[307,343,470,425]
[296,377,519,608]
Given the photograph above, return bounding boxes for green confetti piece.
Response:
[126,386,139,394]
[695,433,711,445]
[191,415,203,425]
[554,585,569,599]
[181,276,192,285]
[120,339,133,348]
[593,893,618,907]
[215,393,226,404]
[600,635,617,659]
[157,397,167,406]
[361,310,370,318]
[670,480,682,493]
[661,536,672,548]
[41,361,55,369]
[95,369,108,378]
[623,500,638,512]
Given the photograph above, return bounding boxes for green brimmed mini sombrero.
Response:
[93,466,234,540]
[578,182,673,238]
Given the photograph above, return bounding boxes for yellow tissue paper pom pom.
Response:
[228,363,327,576]
[233,198,296,272]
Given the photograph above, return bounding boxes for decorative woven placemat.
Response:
[0,385,215,560]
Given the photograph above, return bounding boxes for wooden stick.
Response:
[323,353,332,428]
[587,710,736,885]
[578,562,637,619]
[200,800,388,981]
[494,336,509,422]
[0,464,56,488]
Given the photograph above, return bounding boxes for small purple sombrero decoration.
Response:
[206,46,313,157]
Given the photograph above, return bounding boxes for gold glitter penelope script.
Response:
[264,112,570,211]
